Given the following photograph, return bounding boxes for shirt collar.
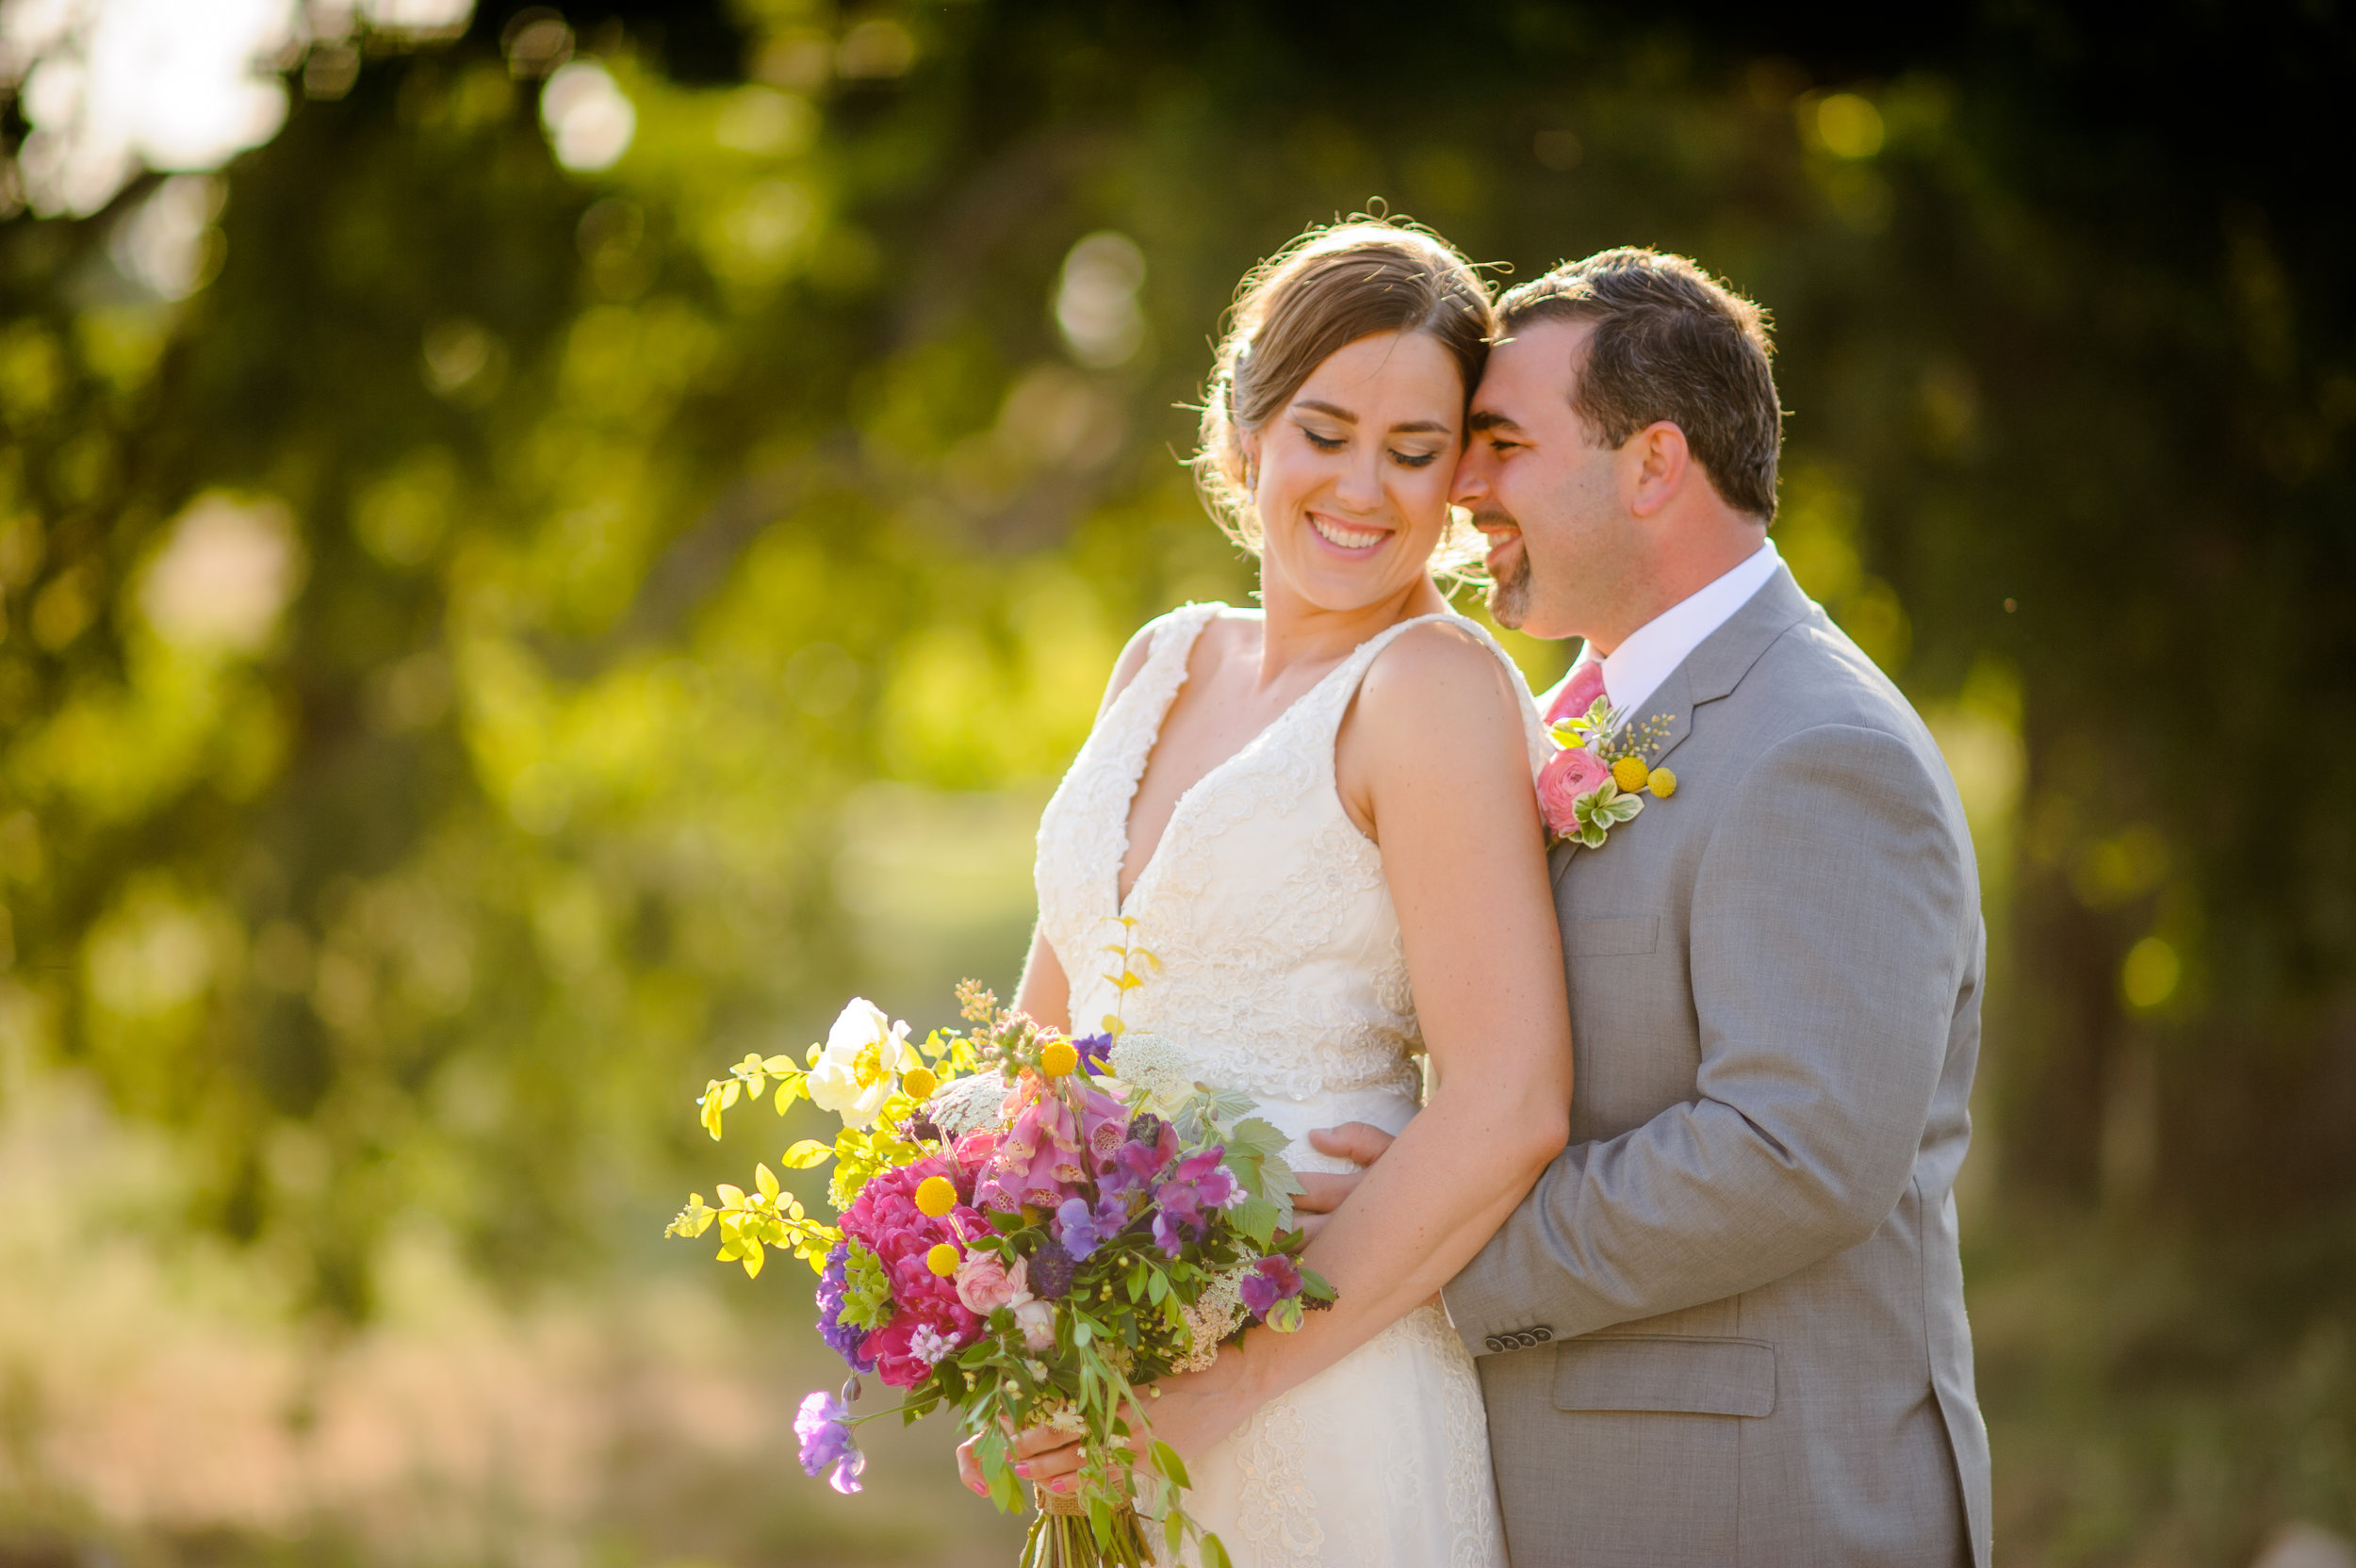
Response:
[1578,538,1781,723]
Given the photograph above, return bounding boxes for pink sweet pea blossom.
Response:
[1537,746,1611,837]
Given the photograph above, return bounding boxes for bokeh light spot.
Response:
[1055,232,1147,368]
[1815,92,1886,158]
[2121,936,2182,1011]
[540,59,635,172]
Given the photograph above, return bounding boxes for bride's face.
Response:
[1242,330,1464,613]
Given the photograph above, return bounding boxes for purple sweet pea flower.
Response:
[1239,1254,1304,1320]
[1147,1147,1240,1257]
[1055,1194,1130,1261]
[794,1390,866,1494]
[815,1243,875,1374]
[1101,1124,1177,1200]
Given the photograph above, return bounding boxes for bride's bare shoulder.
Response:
[1356,618,1530,730]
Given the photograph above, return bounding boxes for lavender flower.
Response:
[1055,1194,1130,1261]
[794,1390,866,1494]
[815,1242,875,1374]
[1239,1254,1304,1320]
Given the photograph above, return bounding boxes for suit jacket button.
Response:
[1485,1336,1505,1353]
[1533,1327,1553,1342]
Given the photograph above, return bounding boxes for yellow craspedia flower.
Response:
[925,1242,960,1277]
[902,1065,938,1102]
[1611,757,1651,793]
[915,1175,958,1217]
[1039,1039,1080,1078]
[1648,768,1678,798]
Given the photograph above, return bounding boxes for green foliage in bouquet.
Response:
[665,953,1333,1566]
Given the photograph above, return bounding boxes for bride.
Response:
[957,220,1574,1566]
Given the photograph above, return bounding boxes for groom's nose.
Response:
[1450,444,1492,508]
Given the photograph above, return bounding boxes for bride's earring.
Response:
[1245,462,1259,495]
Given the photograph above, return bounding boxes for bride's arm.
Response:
[1123,623,1570,1462]
[1009,622,1164,1035]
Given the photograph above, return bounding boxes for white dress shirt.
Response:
[1555,538,1782,723]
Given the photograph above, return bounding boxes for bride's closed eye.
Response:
[1295,425,1446,468]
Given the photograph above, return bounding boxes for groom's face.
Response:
[1453,318,1630,643]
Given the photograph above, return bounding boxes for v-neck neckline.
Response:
[1114,610,1366,916]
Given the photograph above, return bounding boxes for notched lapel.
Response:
[1547,566,1815,890]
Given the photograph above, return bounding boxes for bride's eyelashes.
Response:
[1293,424,1447,468]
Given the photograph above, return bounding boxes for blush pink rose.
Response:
[955,1250,1029,1315]
[1536,745,1610,837]
[1546,662,1608,727]
[1011,1298,1056,1351]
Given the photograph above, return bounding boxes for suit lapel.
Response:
[1550,565,1817,891]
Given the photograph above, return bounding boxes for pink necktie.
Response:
[1546,661,1608,727]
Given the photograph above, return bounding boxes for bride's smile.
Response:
[1244,329,1464,620]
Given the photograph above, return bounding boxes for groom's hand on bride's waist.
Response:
[1292,1122,1396,1240]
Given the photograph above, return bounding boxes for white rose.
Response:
[808,997,908,1129]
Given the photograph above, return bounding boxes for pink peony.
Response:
[955,1250,1029,1315]
[841,1157,986,1386]
[1537,746,1611,837]
[868,1296,980,1389]
[1546,662,1608,727]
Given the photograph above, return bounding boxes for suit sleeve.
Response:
[1441,722,1972,1352]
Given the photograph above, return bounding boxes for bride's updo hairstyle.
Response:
[1195,218,1495,565]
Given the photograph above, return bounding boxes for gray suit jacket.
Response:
[1443,566,1992,1567]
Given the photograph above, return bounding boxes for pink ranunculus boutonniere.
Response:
[1539,694,1680,850]
[1537,745,1612,839]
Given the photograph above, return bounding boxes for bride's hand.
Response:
[954,1349,1259,1495]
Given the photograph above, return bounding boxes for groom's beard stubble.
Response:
[1484,519,1531,630]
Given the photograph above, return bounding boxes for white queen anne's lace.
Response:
[1033,604,1542,1568]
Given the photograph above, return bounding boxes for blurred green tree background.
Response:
[1,2,2351,1565]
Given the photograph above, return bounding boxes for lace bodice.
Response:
[1033,602,1551,1108]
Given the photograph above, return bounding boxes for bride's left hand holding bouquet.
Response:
[667,952,1328,1568]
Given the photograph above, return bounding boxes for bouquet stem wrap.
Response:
[1024,1485,1153,1568]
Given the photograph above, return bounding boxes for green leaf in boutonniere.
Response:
[1571,781,1644,848]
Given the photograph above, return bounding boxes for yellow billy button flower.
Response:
[1611,757,1651,793]
[915,1175,958,1217]
[1039,1039,1080,1078]
[903,1065,939,1102]
[1648,768,1678,798]
[925,1242,960,1277]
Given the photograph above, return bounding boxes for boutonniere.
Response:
[1537,696,1679,849]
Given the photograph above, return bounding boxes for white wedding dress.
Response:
[1033,602,1550,1568]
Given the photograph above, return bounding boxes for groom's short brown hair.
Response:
[1497,249,1782,521]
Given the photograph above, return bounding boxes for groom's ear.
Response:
[1623,420,1693,519]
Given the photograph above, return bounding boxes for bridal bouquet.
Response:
[666,925,1329,1568]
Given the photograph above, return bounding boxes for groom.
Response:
[1302,248,1993,1566]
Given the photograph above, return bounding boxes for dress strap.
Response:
[1318,612,1555,780]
